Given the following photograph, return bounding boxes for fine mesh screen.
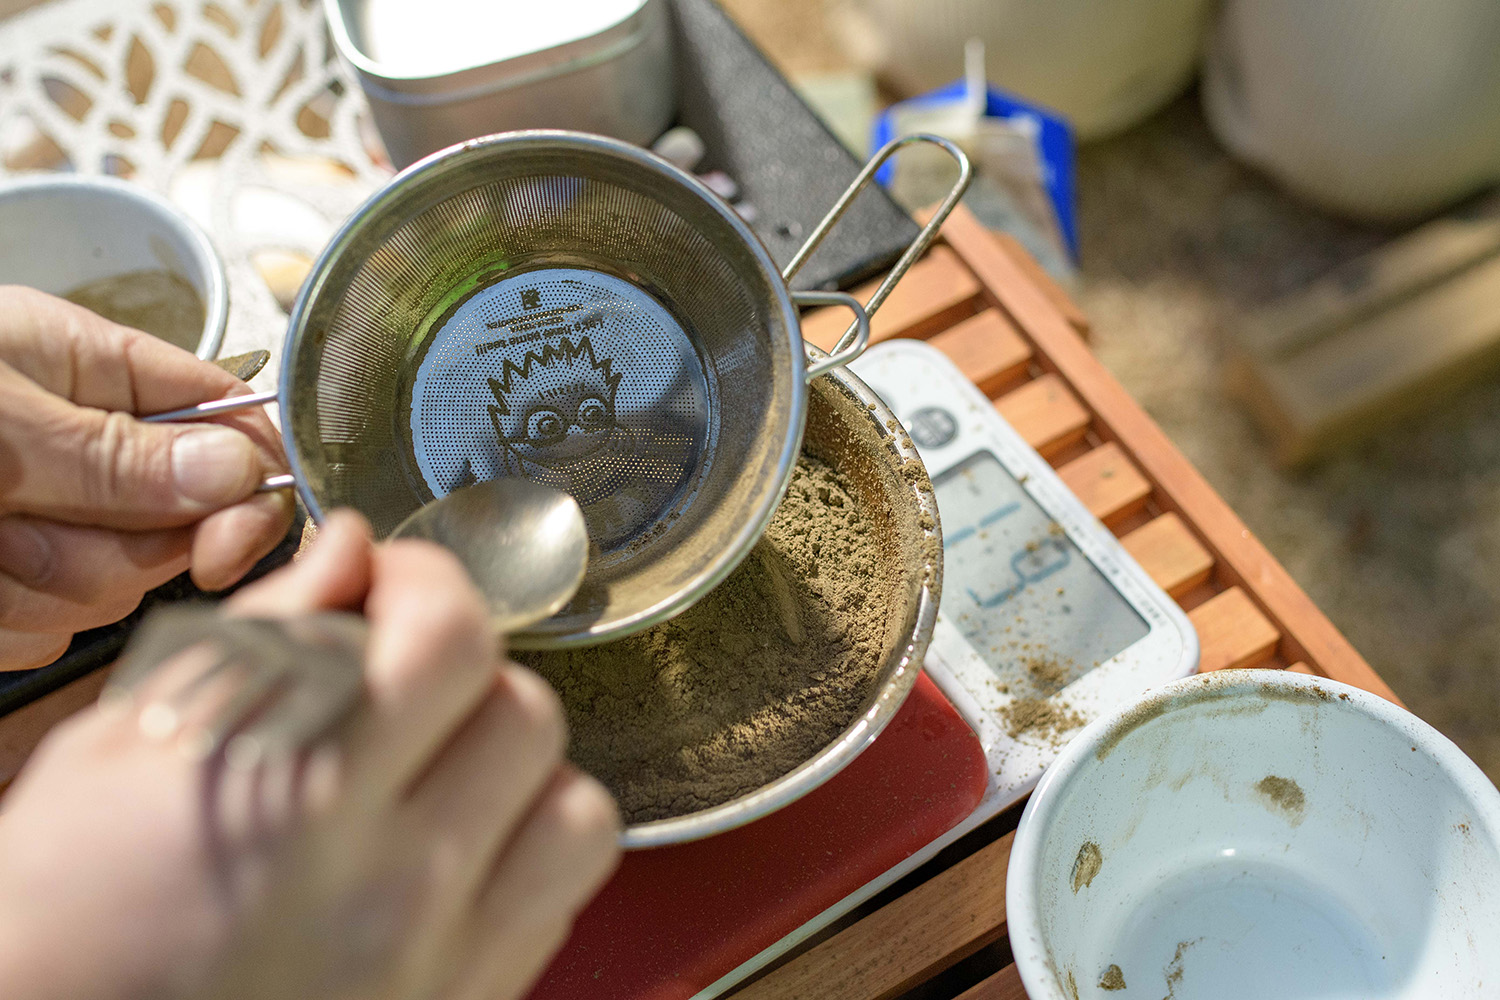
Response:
[404,267,711,559]
[283,137,803,646]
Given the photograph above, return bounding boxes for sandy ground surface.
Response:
[727,0,1500,781]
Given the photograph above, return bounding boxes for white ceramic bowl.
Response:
[1007,669,1500,1000]
[0,174,227,359]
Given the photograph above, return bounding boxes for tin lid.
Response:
[328,0,653,85]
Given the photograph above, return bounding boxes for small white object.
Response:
[0,174,228,360]
[652,125,706,172]
[697,170,738,201]
[1008,669,1500,1000]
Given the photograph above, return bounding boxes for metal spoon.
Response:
[107,479,588,765]
[390,478,589,632]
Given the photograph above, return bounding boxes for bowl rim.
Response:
[280,129,809,650]
[1006,667,1500,1000]
[0,172,228,361]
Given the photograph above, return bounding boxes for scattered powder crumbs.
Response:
[1022,654,1071,695]
[518,454,891,825]
[1000,696,1084,740]
[1098,964,1126,991]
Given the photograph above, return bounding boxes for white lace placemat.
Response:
[0,0,394,392]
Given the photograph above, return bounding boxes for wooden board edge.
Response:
[936,209,1402,706]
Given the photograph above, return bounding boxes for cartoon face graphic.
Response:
[486,336,622,469]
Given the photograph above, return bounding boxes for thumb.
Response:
[2,390,263,529]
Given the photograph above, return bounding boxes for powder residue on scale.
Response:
[998,653,1084,741]
[1097,964,1126,990]
[1070,840,1103,893]
[1255,774,1306,825]
[1001,696,1084,740]
[519,454,891,824]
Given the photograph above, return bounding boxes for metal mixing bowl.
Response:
[619,358,942,848]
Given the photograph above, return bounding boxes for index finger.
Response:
[0,284,246,414]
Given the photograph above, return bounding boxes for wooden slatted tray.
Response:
[732,205,1400,1000]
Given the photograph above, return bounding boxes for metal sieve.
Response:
[153,130,969,647]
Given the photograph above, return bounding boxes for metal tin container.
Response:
[325,0,676,168]
[619,360,943,847]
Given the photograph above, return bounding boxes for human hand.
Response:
[0,512,620,1000]
[0,285,292,671]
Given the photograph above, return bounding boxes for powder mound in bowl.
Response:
[517,454,891,824]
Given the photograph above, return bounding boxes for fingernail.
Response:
[172,427,257,506]
[0,519,51,585]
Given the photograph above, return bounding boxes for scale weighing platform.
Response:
[528,340,1198,1000]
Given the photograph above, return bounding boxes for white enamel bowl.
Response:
[0,174,227,360]
[1007,669,1500,1000]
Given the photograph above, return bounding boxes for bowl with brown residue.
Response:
[0,174,227,360]
[1007,669,1500,999]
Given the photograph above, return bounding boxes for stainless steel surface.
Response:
[147,130,966,648]
[144,389,279,424]
[280,131,806,649]
[105,608,368,768]
[619,359,943,847]
[326,0,675,169]
[791,290,870,380]
[391,479,589,633]
[784,134,973,354]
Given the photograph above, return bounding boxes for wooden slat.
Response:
[936,208,1402,705]
[0,670,107,790]
[1057,443,1150,526]
[800,245,982,351]
[955,964,1028,1000]
[733,832,1013,1000]
[993,374,1090,459]
[991,231,1090,339]
[1238,192,1500,359]
[929,310,1033,397]
[1288,661,1316,675]
[1120,513,1214,598]
[1232,253,1500,466]
[1189,587,1281,672]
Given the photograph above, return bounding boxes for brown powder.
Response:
[518,454,890,824]
[1001,696,1084,740]
[1022,654,1071,695]
[63,269,205,353]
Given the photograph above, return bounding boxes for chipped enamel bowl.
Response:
[1007,669,1500,1000]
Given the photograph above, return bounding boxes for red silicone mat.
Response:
[526,671,989,1000]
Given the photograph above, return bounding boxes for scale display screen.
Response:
[933,450,1149,683]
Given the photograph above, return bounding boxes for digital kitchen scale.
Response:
[851,338,1199,804]
[529,339,1198,1000]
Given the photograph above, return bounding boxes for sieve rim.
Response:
[278,130,809,645]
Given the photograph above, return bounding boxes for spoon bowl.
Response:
[391,479,590,633]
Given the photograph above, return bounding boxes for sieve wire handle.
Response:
[142,390,293,493]
[794,291,870,380]
[784,133,973,356]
